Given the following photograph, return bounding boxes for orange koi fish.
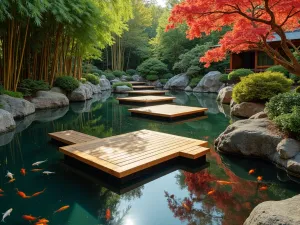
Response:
[216,180,236,185]
[248,169,255,175]
[0,194,4,197]
[38,218,49,223]
[54,205,70,214]
[31,169,43,172]
[0,189,4,193]
[22,215,37,221]
[35,223,46,225]
[7,178,16,184]
[106,209,111,221]
[257,176,263,181]
[182,203,191,211]
[259,186,268,191]
[20,168,26,176]
[16,189,31,199]
[31,188,46,197]
[207,190,215,195]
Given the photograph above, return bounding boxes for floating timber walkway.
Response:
[126,90,168,96]
[117,96,175,105]
[51,130,209,178]
[49,130,100,145]
[132,85,155,90]
[129,104,208,121]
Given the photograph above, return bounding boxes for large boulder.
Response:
[231,102,265,118]
[244,194,300,225]
[277,139,300,160]
[163,73,189,90]
[85,82,101,94]
[51,87,66,95]
[132,75,144,82]
[146,80,163,88]
[217,86,233,104]
[193,71,223,93]
[68,83,93,102]
[99,75,111,91]
[115,85,132,93]
[184,86,193,92]
[0,109,15,134]
[0,95,35,119]
[30,91,69,109]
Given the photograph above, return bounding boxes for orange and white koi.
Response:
[248,169,255,175]
[16,189,31,199]
[106,209,111,221]
[5,171,14,180]
[31,188,46,197]
[216,180,236,185]
[22,215,37,221]
[259,186,268,191]
[37,218,49,223]
[54,205,70,214]
[31,168,43,172]
[6,178,16,184]
[257,176,263,181]
[20,168,26,176]
[207,190,215,195]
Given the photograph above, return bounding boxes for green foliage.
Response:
[126,76,134,81]
[19,79,50,96]
[189,77,202,88]
[232,72,293,103]
[105,73,115,81]
[112,82,132,89]
[162,73,173,79]
[296,86,300,93]
[112,70,125,78]
[160,79,168,85]
[219,74,229,83]
[290,74,300,84]
[228,69,253,82]
[54,76,80,92]
[83,64,102,75]
[2,90,23,98]
[187,66,201,77]
[126,69,137,76]
[137,58,168,78]
[266,92,300,119]
[80,78,87,84]
[146,75,159,81]
[83,73,100,85]
[266,65,289,78]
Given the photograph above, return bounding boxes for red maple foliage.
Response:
[167,0,300,75]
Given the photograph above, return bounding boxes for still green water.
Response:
[0,91,299,225]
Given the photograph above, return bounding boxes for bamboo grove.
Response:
[0,0,132,91]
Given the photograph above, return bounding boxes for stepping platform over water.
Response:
[128,81,146,85]
[132,85,155,90]
[59,130,209,178]
[126,90,168,96]
[49,130,100,145]
[117,95,175,106]
[129,104,208,121]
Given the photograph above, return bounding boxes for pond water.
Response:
[1,91,300,225]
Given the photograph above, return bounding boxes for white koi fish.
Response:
[43,171,55,175]
[5,171,13,180]
[32,159,48,167]
[1,208,12,222]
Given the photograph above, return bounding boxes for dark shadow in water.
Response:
[61,154,209,195]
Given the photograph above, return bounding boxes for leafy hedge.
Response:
[296,86,300,93]
[232,71,293,103]
[112,70,125,78]
[112,82,132,89]
[83,73,99,85]
[266,65,289,78]
[126,69,136,76]
[19,79,50,96]
[219,74,229,83]
[105,73,115,81]
[160,79,168,85]
[137,58,168,78]
[54,76,80,92]
[146,75,159,81]
[189,77,201,88]
[228,68,253,82]
[162,73,173,79]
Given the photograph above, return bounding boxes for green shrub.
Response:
[146,75,159,81]
[19,79,50,96]
[112,70,124,78]
[80,78,87,83]
[3,90,23,98]
[137,58,168,78]
[54,76,80,92]
[273,106,300,139]
[126,69,136,76]
[82,73,99,85]
[266,92,300,119]
[289,74,300,84]
[160,79,168,85]
[266,65,289,78]
[189,77,202,88]
[126,76,134,81]
[187,65,201,76]
[296,86,300,93]
[233,71,293,103]
[105,73,115,81]
[82,64,102,75]
[228,68,253,82]
[162,73,173,79]
[219,74,229,83]
[112,82,132,89]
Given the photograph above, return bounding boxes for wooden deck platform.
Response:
[129,104,208,121]
[128,81,146,85]
[117,95,175,105]
[126,90,168,96]
[49,130,100,145]
[59,130,209,178]
[132,85,155,90]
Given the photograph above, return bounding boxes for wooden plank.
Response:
[126,90,168,96]
[48,130,100,145]
[132,86,155,90]
[129,104,208,118]
[128,81,146,85]
[59,130,208,178]
[117,96,175,104]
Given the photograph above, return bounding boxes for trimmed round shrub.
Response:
[146,75,159,81]
[126,69,136,76]
[19,79,50,96]
[105,73,115,81]
[126,76,134,81]
[137,58,168,78]
[232,71,293,103]
[189,77,202,88]
[112,82,132,89]
[112,70,125,78]
[266,65,289,78]
[160,79,168,85]
[162,73,173,79]
[228,68,253,82]
[290,74,300,84]
[82,73,99,85]
[296,86,300,93]
[54,76,80,92]
[2,90,23,98]
[219,74,229,83]
[266,92,300,119]
[80,78,87,83]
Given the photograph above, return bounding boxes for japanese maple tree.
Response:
[167,0,300,76]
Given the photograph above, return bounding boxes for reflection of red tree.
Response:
[166,147,269,225]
